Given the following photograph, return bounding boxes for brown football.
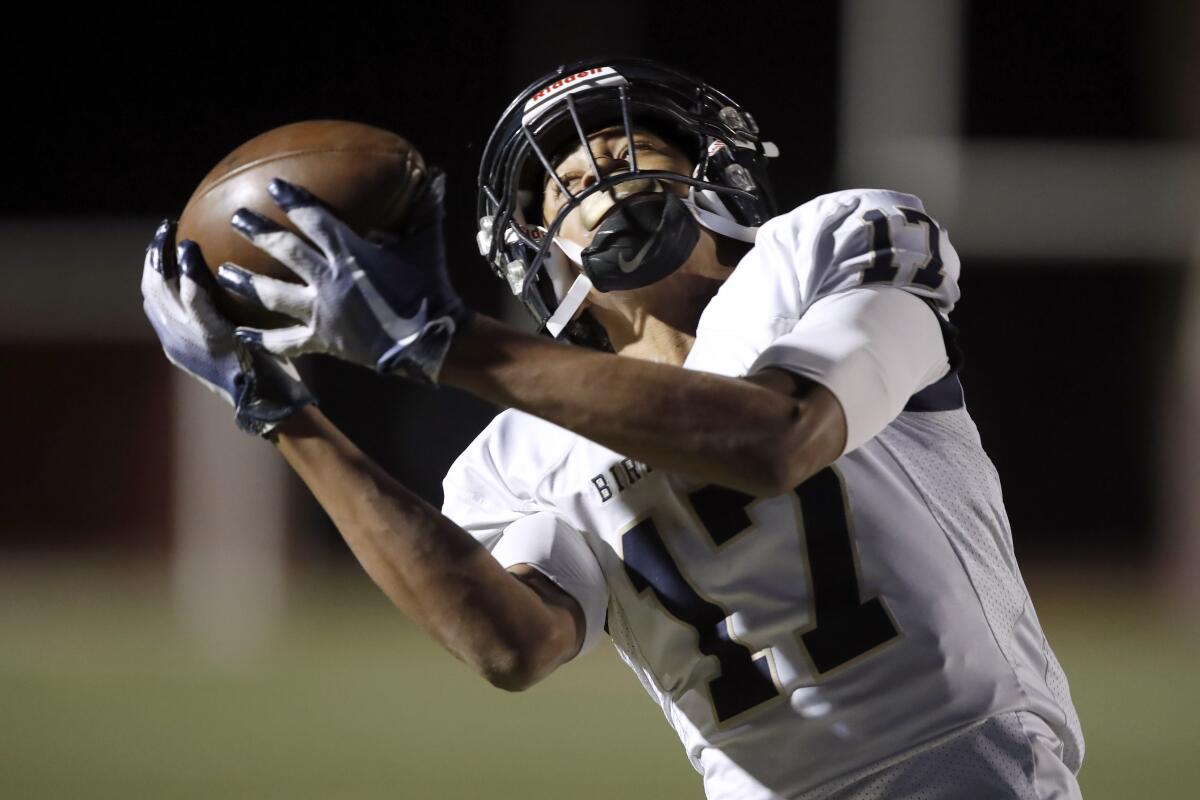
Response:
[177,119,428,328]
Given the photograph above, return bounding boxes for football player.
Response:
[141,58,1084,799]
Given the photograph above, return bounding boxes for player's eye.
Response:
[547,172,580,196]
[618,140,657,160]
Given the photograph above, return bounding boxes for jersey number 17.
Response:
[621,468,901,724]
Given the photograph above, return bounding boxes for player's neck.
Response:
[587,230,737,366]
[610,317,697,365]
[591,272,724,365]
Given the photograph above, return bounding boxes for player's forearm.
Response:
[442,315,836,495]
[271,405,572,688]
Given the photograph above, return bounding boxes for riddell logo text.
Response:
[530,68,607,104]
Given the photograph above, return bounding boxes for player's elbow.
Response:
[483,667,540,693]
[474,623,567,693]
[733,449,800,498]
[479,657,534,692]
[754,446,812,498]
[477,644,551,692]
[760,395,847,494]
[467,569,584,692]
[725,430,815,498]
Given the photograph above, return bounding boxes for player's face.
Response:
[541,125,694,249]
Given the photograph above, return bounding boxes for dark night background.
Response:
[1,1,1188,561]
[3,4,1198,799]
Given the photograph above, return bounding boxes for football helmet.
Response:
[476,57,779,345]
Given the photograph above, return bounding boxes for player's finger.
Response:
[178,240,233,334]
[217,263,315,324]
[141,251,175,307]
[229,207,329,284]
[234,323,315,359]
[145,219,179,280]
[141,256,189,325]
[177,239,217,291]
[266,178,357,261]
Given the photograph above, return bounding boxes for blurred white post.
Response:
[838,0,963,214]
[838,4,1200,259]
[171,371,289,661]
[1163,237,1200,621]
[1154,0,1200,623]
[0,217,293,657]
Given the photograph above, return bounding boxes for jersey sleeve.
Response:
[488,511,610,656]
[442,412,610,657]
[749,286,950,454]
[744,190,960,453]
[686,189,962,451]
[760,188,962,316]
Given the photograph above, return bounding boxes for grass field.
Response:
[1,560,1195,799]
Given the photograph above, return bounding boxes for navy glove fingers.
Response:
[141,219,180,303]
[177,239,215,289]
[230,207,330,285]
[139,220,314,437]
[217,263,315,325]
[177,240,232,335]
[148,219,179,280]
[210,172,466,382]
[266,178,359,267]
[234,323,314,359]
[141,246,189,331]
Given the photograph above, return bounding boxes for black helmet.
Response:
[476,57,779,345]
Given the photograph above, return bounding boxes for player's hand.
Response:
[140,220,314,437]
[216,168,471,383]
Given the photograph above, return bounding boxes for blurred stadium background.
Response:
[3,2,1198,797]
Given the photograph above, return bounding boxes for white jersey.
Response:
[442,189,1084,799]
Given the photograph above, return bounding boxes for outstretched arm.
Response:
[220,177,945,503]
[214,177,847,497]
[141,218,582,691]
[273,404,584,691]
[441,314,847,498]
[442,281,951,497]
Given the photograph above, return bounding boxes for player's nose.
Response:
[578,154,631,192]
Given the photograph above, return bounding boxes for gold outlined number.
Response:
[793,469,900,673]
[620,468,900,722]
[861,206,946,289]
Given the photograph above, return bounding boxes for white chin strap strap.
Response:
[686,197,759,243]
[543,236,587,338]
[544,272,593,338]
[554,236,585,267]
[542,197,759,339]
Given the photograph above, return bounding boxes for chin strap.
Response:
[554,236,584,267]
[684,198,759,243]
[544,273,593,337]
[684,190,760,243]
[541,235,590,337]
[540,195,759,339]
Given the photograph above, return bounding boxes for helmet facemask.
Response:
[477,59,779,344]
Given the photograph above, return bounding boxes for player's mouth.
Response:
[580,177,667,231]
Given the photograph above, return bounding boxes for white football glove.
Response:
[216,169,470,383]
[141,220,314,437]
